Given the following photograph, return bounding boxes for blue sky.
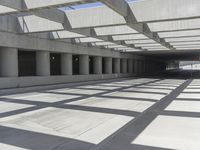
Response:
[60,0,139,11]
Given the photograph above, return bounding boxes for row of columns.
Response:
[0,48,143,77]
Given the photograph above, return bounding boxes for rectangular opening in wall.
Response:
[73,55,79,75]
[112,58,115,73]
[133,60,135,73]
[120,59,123,73]
[50,53,61,75]
[89,56,94,74]
[102,57,106,74]
[137,60,141,73]
[18,50,36,76]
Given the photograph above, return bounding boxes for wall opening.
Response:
[73,55,79,75]
[112,58,115,73]
[18,50,36,76]
[120,59,123,73]
[102,57,106,74]
[89,56,94,74]
[50,53,61,75]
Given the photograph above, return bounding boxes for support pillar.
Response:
[79,55,89,75]
[0,47,18,77]
[93,56,102,74]
[36,51,50,76]
[128,59,133,73]
[113,58,120,74]
[122,59,127,73]
[61,53,72,75]
[105,57,112,74]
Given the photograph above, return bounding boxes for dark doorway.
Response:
[102,57,106,74]
[18,50,36,76]
[50,53,61,75]
[120,59,123,73]
[73,55,79,75]
[89,56,94,74]
[112,58,115,73]
[127,60,129,73]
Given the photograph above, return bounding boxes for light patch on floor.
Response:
[0,107,133,145]
[104,91,165,100]
[123,87,171,94]
[138,85,177,90]
[166,100,200,112]
[76,85,120,90]
[0,143,27,150]
[68,97,155,112]
[177,93,200,99]
[1,92,80,103]
[48,88,104,95]
[183,88,200,92]
[132,115,200,150]
[0,101,34,113]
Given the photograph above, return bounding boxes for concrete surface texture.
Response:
[0,78,199,150]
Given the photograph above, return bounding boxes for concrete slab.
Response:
[138,85,177,90]
[104,91,166,100]
[1,92,80,103]
[123,87,172,94]
[0,107,133,148]
[178,93,200,99]
[0,101,34,113]
[133,115,200,150]
[68,97,155,112]
[48,88,104,95]
[166,100,200,112]
[0,78,199,150]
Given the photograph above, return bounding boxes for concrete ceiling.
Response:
[0,0,200,55]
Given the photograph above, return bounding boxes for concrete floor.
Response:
[0,78,200,150]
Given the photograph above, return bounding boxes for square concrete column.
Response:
[105,57,112,74]
[122,59,128,73]
[36,51,50,76]
[79,55,89,75]
[0,47,18,77]
[93,56,102,74]
[113,58,120,74]
[128,59,133,73]
[61,53,72,75]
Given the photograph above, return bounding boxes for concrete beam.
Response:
[100,0,128,17]
[101,0,172,50]
[0,0,23,10]
[0,30,141,59]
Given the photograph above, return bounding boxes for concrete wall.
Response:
[0,74,134,89]
[0,15,166,90]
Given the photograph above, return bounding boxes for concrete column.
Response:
[113,58,120,74]
[36,51,50,76]
[128,59,133,73]
[79,55,89,75]
[105,57,112,74]
[61,53,72,75]
[122,59,127,73]
[0,47,18,77]
[93,56,102,74]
